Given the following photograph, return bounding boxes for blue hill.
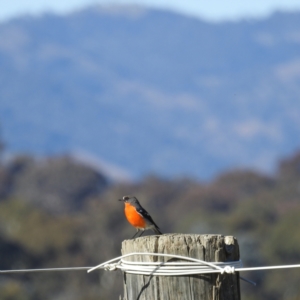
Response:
[0,6,300,179]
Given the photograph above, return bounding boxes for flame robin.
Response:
[119,195,162,238]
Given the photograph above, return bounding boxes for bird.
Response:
[119,195,162,238]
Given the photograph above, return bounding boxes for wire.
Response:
[87,252,243,274]
[2,251,300,286]
[0,267,92,274]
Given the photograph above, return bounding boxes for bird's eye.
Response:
[124,196,129,200]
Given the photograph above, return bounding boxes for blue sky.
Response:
[1,0,300,22]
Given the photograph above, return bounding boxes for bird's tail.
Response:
[153,227,162,235]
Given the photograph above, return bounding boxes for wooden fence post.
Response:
[121,234,240,300]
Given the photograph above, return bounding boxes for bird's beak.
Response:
[118,198,123,202]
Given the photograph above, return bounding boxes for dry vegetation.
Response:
[0,152,300,299]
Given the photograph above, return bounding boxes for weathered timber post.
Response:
[121,234,240,300]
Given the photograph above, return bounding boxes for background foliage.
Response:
[0,150,300,299]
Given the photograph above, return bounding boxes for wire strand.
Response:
[0,267,92,274]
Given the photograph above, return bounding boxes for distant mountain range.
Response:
[0,5,300,179]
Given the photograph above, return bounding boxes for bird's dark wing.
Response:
[136,207,161,230]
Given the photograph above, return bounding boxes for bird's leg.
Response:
[131,230,140,239]
[138,230,145,237]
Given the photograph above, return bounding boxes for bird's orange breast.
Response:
[124,203,146,229]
